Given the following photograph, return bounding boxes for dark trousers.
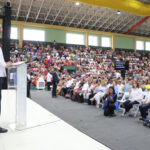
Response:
[139,104,150,119]
[52,83,57,97]
[104,103,116,116]
[0,77,3,115]
[67,88,73,94]
[61,88,68,96]
[27,81,31,98]
[124,100,139,112]
[77,93,83,103]
[88,93,95,105]
[47,82,51,91]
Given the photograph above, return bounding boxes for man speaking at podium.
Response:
[0,47,12,133]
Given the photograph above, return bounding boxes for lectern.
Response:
[8,62,27,129]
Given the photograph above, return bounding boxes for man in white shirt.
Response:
[47,71,52,91]
[74,80,81,90]
[0,47,12,133]
[66,78,74,88]
[115,72,121,79]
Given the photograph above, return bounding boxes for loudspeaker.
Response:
[2,3,11,89]
[2,3,11,62]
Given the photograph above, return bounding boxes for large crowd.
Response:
[10,42,150,122]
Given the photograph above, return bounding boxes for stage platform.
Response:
[0,90,110,150]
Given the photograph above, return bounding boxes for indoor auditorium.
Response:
[0,0,150,150]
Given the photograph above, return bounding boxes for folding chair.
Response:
[130,104,140,117]
[130,92,146,117]
[122,92,144,117]
[117,92,129,116]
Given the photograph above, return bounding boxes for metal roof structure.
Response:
[0,0,150,37]
[139,0,150,4]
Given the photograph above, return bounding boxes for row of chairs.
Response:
[98,91,148,117]
[61,88,148,118]
[116,92,148,117]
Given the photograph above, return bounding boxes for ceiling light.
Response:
[117,10,121,15]
[75,2,80,6]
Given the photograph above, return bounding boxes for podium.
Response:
[7,62,27,130]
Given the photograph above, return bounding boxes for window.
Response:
[66,33,84,45]
[136,41,144,50]
[23,29,45,41]
[145,42,150,51]
[88,35,98,46]
[11,27,18,39]
[101,37,111,47]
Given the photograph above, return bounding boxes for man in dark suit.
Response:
[52,67,59,98]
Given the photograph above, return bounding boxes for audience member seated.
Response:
[139,87,150,121]
[90,80,107,108]
[123,81,143,115]
[10,42,150,121]
[103,87,118,117]
[87,80,101,105]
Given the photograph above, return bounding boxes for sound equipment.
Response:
[2,2,11,61]
[2,2,11,89]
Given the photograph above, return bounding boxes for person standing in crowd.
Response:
[53,40,57,48]
[47,70,52,91]
[27,70,31,98]
[0,47,12,133]
[52,67,59,98]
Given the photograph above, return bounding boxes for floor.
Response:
[0,90,110,150]
[31,90,150,150]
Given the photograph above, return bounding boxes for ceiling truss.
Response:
[0,0,149,37]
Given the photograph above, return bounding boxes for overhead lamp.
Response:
[75,2,80,6]
[117,10,121,15]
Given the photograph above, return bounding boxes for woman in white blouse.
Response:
[139,88,150,121]
[90,80,107,108]
[84,80,97,101]
[123,81,143,114]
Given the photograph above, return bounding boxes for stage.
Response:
[0,90,110,150]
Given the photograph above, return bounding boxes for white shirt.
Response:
[82,82,89,91]
[47,73,52,82]
[142,92,150,104]
[27,74,31,80]
[66,79,74,88]
[98,86,107,93]
[88,85,95,92]
[129,88,143,102]
[116,72,121,78]
[118,84,124,93]
[107,84,113,88]
[94,85,101,93]
[0,48,6,77]
[74,81,81,90]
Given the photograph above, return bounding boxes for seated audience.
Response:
[90,80,107,108]
[103,87,118,116]
[10,42,150,121]
[139,87,150,121]
[123,81,143,115]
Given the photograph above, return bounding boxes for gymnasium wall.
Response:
[115,36,134,50]
[2,20,150,51]
[23,25,85,44]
